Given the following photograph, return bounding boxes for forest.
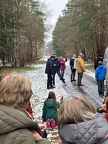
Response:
[53,0,108,60]
[0,0,108,67]
[0,0,48,67]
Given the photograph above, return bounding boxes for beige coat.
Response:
[76,57,86,73]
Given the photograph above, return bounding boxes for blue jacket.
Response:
[53,58,61,72]
[95,65,106,81]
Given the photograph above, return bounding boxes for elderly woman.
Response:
[0,74,50,144]
[58,95,108,144]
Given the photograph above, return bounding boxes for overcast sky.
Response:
[40,0,68,42]
[44,0,68,25]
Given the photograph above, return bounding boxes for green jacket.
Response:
[0,104,50,144]
[42,99,60,121]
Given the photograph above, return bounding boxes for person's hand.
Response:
[101,104,106,111]
[39,124,47,130]
[42,118,46,123]
[54,64,56,66]
[30,130,42,142]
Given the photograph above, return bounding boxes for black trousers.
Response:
[71,69,76,81]
[47,74,52,89]
[78,72,83,85]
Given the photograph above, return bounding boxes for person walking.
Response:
[58,95,108,144]
[60,56,67,84]
[95,61,106,97]
[70,54,76,82]
[42,91,60,122]
[76,53,86,86]
[52,54,61,87]
[0,74,50,144]
[45,56,55,89]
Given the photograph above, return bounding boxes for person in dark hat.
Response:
[45,56,55,89]
[94,54,103,70]
[95,61,106,97]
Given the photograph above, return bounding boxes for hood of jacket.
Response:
[44,99,54,108]
[95,65,106,80]
[97,65,104,69]
[58,115,108,144]
[0,104,40,135]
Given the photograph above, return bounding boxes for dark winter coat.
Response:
[58,114,108,144]
[94,57,103,70]
[95,65,106,81]
[45,58,54,75]
[53,58,61,72]
[42,99,60,121]
[70,58,76,69]
[0,104,50,144]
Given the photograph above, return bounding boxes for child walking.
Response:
[42,91,60,128]
[95,61,106,97]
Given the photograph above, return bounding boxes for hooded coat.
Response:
[0,104,50,144]
[45,58,54,75]
[42,99,60,121]
[58,115,108,144]
[95,65,106,81]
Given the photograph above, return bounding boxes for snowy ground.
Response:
[21,59,96,143]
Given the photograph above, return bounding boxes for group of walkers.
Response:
[45,52,107,98]
[45,54,67,89]
[45,53,86,89]
[0,52,108,144]
[1,74,108,144]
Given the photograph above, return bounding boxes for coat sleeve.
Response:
[36,138,51,144]
[13,129,50,144]
[80,59,86,72]
[95,68,99,79]
[48,61,54,75]
[56,59,61,67]
[70,59,72,66]
[42,104,47,119]
[57,102,61,108]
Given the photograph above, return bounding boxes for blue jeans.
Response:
[60,69,65,80]
[97,80,104,96]
[56,70,61,79]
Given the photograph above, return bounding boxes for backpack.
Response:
[46,118,57,129]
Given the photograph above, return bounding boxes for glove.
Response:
[60,96,64,102]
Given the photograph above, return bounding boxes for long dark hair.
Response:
[47,91,57,109]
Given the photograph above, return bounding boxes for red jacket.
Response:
[60,59,67,70]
